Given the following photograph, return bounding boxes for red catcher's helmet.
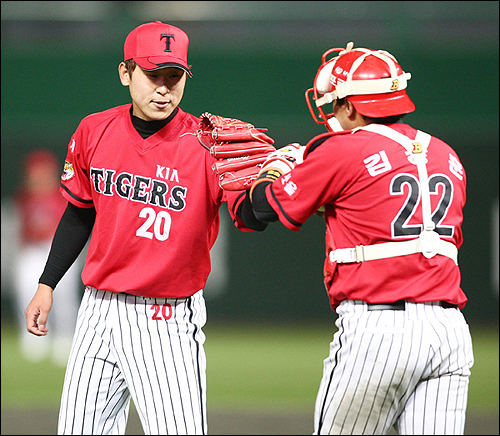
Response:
[305,42,415,131]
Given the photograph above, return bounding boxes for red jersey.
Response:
[265,123,467,310]
[60,104,251,298]
[15,189,67,244]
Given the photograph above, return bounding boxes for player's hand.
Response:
[25,284,54,336]
[258,143,305,175]
[249,143,305,199]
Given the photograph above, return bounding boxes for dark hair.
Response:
[124,59,137,75]
[363,114,404,124]
[361,114,405,124]
[336,97,404,124]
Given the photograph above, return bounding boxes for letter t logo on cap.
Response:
[161,34,175,52]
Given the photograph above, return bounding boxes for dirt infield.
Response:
[1,406,498,435]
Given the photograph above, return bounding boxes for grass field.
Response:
[1,321,498,434]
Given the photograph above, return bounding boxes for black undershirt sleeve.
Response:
[38,202,96,289]
[236,192,269,231]
[249,181,279,223]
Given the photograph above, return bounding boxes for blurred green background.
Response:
[1,2,498,433]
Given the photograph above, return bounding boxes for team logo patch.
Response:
[281,173,300,199]
[61,160,74,181]
[411,142,423,154]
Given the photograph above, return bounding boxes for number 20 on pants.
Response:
[150,303,173,320]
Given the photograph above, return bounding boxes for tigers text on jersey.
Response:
[265,123,467,310]
[60,104,250,298]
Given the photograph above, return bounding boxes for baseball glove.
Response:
[196,112,276,190]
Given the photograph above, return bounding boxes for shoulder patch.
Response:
[61,160,74,181]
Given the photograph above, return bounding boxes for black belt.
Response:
[366,300,458,311]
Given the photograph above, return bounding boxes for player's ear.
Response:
[345,99,358,120]
[118,62,130,86]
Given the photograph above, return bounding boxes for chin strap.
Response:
[329,124,458,265]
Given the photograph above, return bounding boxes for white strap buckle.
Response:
[419,230,441,259]
[330,248,354,263]
[329,246,365,263]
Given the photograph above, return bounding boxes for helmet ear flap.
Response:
[315,42,354,95]
[315,60,336,94]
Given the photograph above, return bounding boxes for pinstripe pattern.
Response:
[58,287,207,435]
[314,300,474,435]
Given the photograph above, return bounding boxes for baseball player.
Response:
[13,149,81,366]
[24,21,270,435]
[248,43,474,434]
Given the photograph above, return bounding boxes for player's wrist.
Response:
[249,169,282,201]
[261,159,294,175]
[37,282,55,293]
[258,168,283,181]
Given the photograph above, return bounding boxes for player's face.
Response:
[120,64,187,121]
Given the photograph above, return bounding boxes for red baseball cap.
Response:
[24,149,59,173]
[124,21,192,77]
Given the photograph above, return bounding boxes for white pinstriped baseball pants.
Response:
[58,287,207,435]
[314,300,474,435]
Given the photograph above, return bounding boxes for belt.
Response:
[366,300,458,311]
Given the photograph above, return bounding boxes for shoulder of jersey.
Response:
[79,104,130,128]
[179,109,199,130]
[304,130,352,158]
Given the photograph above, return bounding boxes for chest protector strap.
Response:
[329,124,458,265]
